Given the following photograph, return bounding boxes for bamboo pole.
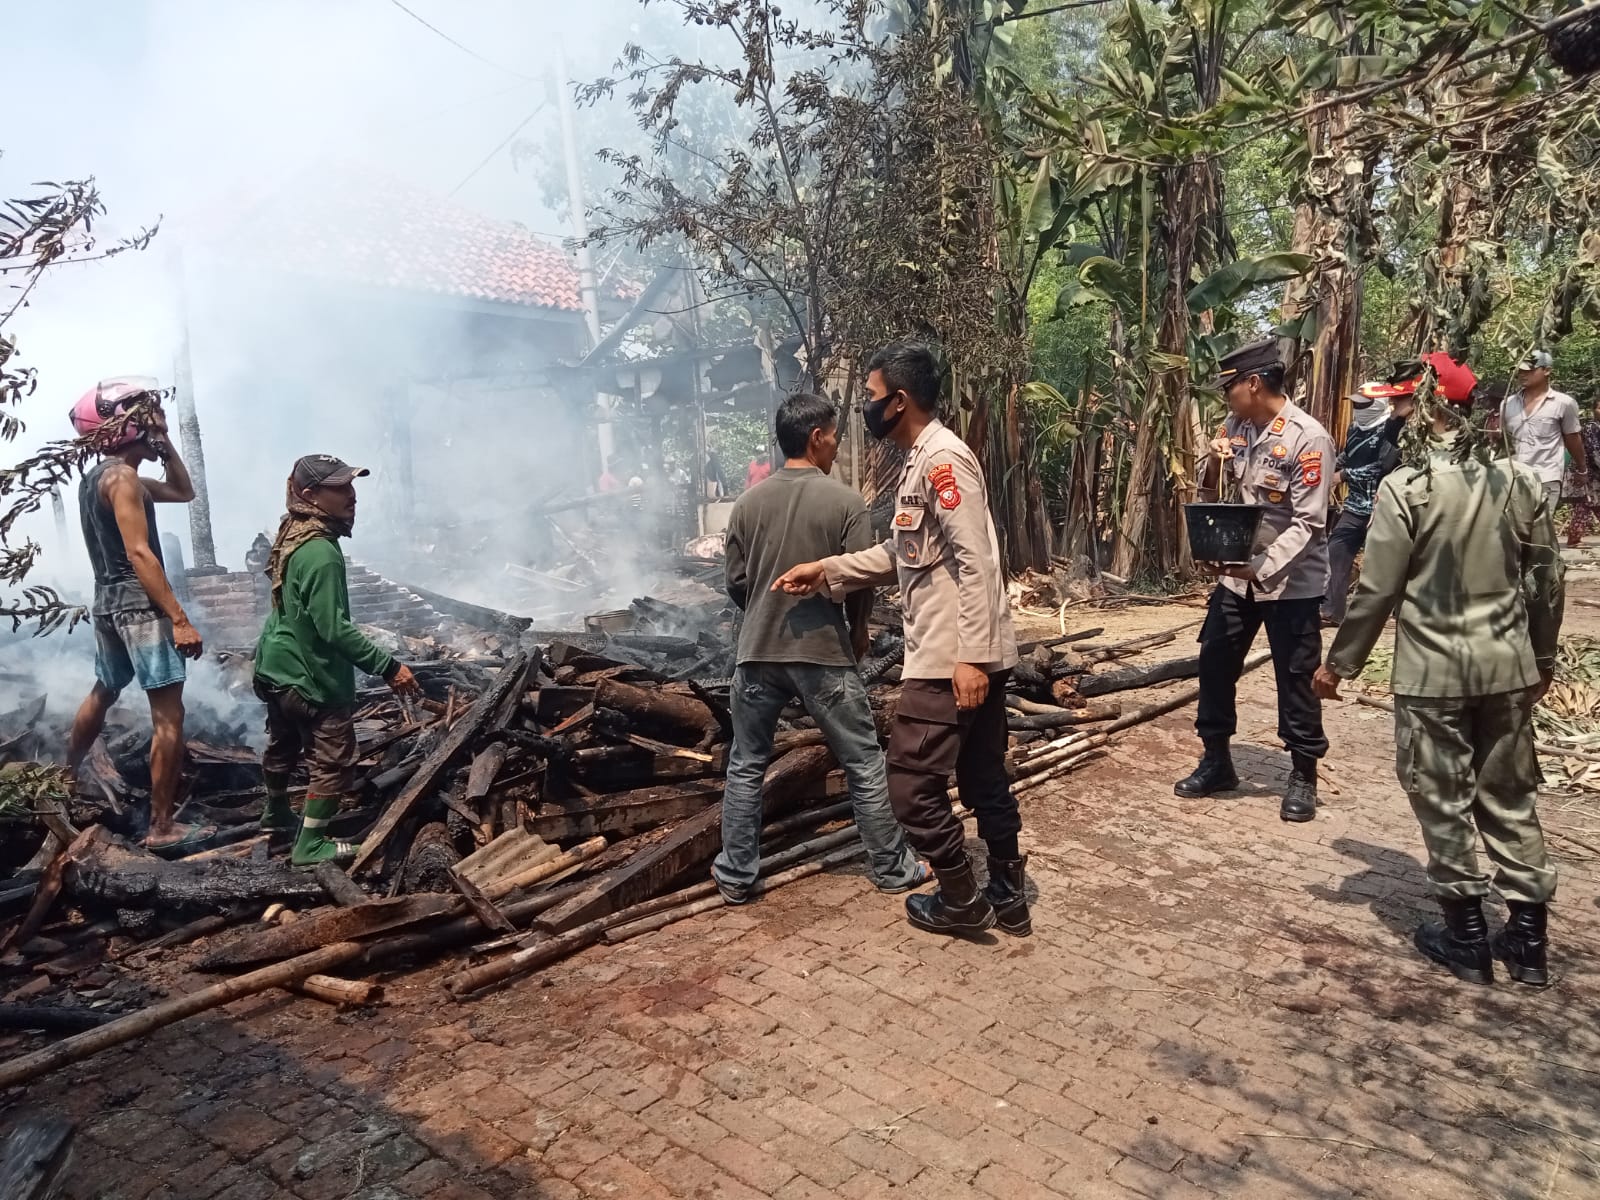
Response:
[0,941,364,1091]
[289,975,384,1008]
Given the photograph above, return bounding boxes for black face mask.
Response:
[863,393,903,439]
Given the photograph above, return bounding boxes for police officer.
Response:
[1316,387,1563,986]
[775,341,1025,939]
[1178,338,1335,822]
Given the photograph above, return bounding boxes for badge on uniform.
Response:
[928,463,961,510]
[1298,449,1323,465]
[1262,472,1282,488]
[1269,414,1287,434]
[894,511,915,527]
[1271,444,1288,459]
[903,541,919,562]
[1303,466,1322,487]
[1268,491,1284,502]
[1229,435,1247,448]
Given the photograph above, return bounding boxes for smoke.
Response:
[1,0,696,625]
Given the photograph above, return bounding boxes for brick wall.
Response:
[185,561,447,648]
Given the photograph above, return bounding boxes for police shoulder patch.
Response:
[1303,466,1322,487]
[1298,449,1323,464]
[928,463,961,510]
[1269,414,1287,434]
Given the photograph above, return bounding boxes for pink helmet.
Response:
[69,376,163,448]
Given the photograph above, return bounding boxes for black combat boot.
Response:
[1492,900,1549,987]
[1414,897,1494,985]
[1279,752,1318,823]
[983,855,1031,937]
[1174,739,1238,798]
[906,856,997,937]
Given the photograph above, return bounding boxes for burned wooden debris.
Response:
[0,586,1215,1084]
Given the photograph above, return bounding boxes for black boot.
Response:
[1414,897,1494,985]
[1280,753,1318,823]
[1492,900,1549,986]
[906,856,996,937]
[983,855,1031,937]
[1174,739,1238,798]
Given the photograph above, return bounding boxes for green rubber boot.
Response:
[259,771,296,834]
[291,795,358,867]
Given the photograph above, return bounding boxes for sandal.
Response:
[143,822,219,857]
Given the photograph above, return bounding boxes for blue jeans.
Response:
[712,662,922,894]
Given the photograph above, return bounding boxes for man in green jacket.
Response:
[254,455,418,865]
[1316,393,1564,987]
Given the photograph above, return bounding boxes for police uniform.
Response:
[821,418,1027,934]
[1326,431,1563,985]
[1182,340,1335,819]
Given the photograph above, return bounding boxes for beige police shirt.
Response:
[1218,400,1335,602]
[821,419,1019,680]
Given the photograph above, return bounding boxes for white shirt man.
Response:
[1500,350,1585,510]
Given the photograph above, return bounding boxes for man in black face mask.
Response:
[775,342,1025,939]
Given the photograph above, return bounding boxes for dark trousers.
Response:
[1196,586,1328,760]
[886,671,1021,871]
[1321,508,1372,624]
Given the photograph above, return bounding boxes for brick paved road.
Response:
[15,637,1600,1199]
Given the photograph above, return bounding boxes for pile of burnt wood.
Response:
[0,605,1220,1089]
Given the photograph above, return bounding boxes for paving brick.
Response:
[762,1130,859,1188]
[702,1134,800,1193]
[833,1131,923,1186]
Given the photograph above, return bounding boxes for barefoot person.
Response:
[254,455,419,865]
[774,343,1026,939]
[64,377,210,853]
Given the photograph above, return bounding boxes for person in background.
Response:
[714,393,928,903]
[703,450,728,500]
[65,378,210,853]
[254,455,419,866]
[1317,381,1563,987]
[775,342,1028,940]
[1500,350,1585,515]
[1181,339,1335,822]
[745,452,773,490]
[1563,392,1600,548]
[596,457,621,494]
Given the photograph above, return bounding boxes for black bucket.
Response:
[1184,503,1265,564]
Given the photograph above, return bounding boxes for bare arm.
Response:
[104,467,200,653]
[1564,430,1589,479]
[140,409,197,504]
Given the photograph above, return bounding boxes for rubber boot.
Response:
[1414,897,1494,984]
[259,771,296,834]
[983,855,1031,937]
[906,856,996,937]
[1280,752,1318,823]
[1174,738,1238,798]
[291,795,358,867]
[1492,900,1549,986]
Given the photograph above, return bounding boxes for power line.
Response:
[448,103,549,197]
[385,0,539,82]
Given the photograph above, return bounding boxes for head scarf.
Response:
[265,478,353,610]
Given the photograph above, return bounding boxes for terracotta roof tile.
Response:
[214,172,583,312]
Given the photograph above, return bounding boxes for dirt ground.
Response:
[7,572,1600,1200]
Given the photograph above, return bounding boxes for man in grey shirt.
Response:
[1500,349,1586,511]
[712,393,927,903]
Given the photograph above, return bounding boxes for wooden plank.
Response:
[350,651,531,875]
[0,1111,74,1200]
[448,867,516,934]
[312,862,370,908]
[196,895,460,969]
[527,782,722,841]
[464,743,508,802]
[535,745,834,934]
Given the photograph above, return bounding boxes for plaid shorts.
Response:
[93,610,187,694]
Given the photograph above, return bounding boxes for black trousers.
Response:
[1196,586,1328,759]
[886,671,1021,871]
[1321,508,1372,624]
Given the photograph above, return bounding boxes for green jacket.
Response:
[1328,437,1564,698]
[254,538,395,708]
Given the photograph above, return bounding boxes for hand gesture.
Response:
[953,663,989,711]
[1210,435,1234,461]
[772,562,827,597]
[172,615,204,660]
[388,664,421,696]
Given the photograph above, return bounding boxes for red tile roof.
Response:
[214,171,584,313]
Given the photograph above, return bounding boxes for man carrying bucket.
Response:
[1177,339,1336,823]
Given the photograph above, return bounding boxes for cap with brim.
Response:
[1518,350,1553,371]
[292,454,370,490]
[1210,337,1283,390]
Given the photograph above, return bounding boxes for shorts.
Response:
[93,611,187,694]
[254,680,358,797]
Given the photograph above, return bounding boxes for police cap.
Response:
[1211,338,1283,391]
